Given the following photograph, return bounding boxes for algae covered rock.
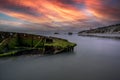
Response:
[0,32,76,57]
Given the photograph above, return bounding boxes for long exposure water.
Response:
[0,34,120,80]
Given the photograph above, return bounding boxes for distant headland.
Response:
[78,24,120,39]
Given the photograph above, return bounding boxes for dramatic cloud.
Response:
[85,0,120,21]
[0,0,120,31]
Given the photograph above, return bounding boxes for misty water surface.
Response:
[0,34,120,80]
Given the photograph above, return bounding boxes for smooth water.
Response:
[0,34,120,80]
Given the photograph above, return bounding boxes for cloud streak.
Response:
[85,0,120,21]
[0,0,120,31]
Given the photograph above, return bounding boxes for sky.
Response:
[0,0,120,32]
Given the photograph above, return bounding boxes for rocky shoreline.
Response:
[79,33,120,39]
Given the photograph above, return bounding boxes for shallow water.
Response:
[0,34,120,80]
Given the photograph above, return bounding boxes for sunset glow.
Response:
[0,0,120,31]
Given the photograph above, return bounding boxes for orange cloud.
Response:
[0,0,87,24]
[85,0,120,21]
[0,0,120,31]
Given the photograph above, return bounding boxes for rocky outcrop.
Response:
[0,31,76,57]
